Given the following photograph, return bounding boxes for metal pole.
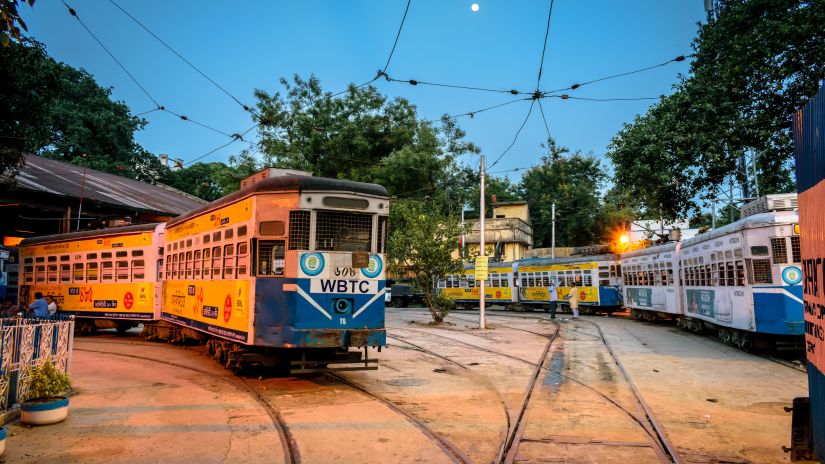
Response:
[752,151,760,198]
[76,154,88,231]
[551,201,556,259]
[461,208,465,260]
[711,200,716,230]
[479,155,486,330]
[728,178,734,223]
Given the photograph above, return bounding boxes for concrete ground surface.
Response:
[2,307,807,464]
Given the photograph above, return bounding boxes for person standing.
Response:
[546,279,558,319]
[567,285,581,319]
[46,295,58,316]
[28,292,49,318]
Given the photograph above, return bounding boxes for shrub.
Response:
[25,359,71,401]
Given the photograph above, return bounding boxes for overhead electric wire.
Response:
[382,73,527,95]
[423,96,530,124]
[107,0,257,115]
[560,95,661,102]
[543,55,687,94]
[487,99,536,170]
[61,1,250,144]
[382,0,412,74]
[537,98,551,141]
[535,0,555,89]
[184,123,257,166]
[61,0,160,108]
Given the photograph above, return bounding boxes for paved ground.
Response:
[3,308,808,463]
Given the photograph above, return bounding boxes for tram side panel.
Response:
[18,224,163,326]
[621,243,682,320]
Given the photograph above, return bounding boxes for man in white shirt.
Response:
[46,295,57,317]
[546,279,558,319]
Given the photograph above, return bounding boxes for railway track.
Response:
[74,345,300,464]
[325,372,473,464]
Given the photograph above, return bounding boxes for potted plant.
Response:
[20,359,71,425]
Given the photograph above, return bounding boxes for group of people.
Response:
[2,292,58,318]
[545,280,581,319]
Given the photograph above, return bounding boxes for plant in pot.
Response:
[20,359,71,425]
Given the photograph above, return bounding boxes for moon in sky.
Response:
[471,3,479,12]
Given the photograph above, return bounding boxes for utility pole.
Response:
[711,200,717,230]
[752,151,760,198]
[551,201,556,259]
[460,208,465,260]
[77,154,88,231]
[479,155,486,330]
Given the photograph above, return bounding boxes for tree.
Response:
[387,198,463,323]
[0,0,35,46]
[253,75,477,201]
[1,39,162,182]
[608,0,825,219]
[518,139,607,247]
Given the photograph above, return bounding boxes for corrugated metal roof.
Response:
[8,155,206,215]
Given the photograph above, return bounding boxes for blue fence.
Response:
[0,315,75,412]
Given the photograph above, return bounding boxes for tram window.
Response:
[437,279,446,288]
[736,261,745,286]
[47,264,58,283]
[377,216,388,254]
[223,244,234,278]
[202,249,211,280]
[116,261,129,281]
[73,263,84,282]
[116,251,128,258]
[616,264,621,277]
[47,256,57,263]
[751,246,768,256]
[204,234,210,245]
[224,229,234,240]
[751,259,773,284]
[59,255,69,262]
[667,269,674,285]
[173,242,178,251]
[791,236,801,263]
[543,272,550,286]
[501,275,509,287]
[315,210,372,252]
[193,251,202,278]
[102,252,112,259]
[212,232,221,243]
[211,246,222,279]
[167,254,175,278]
[460,277,468,288]
[259,221,285,236]
[186,239,193,248]
[35,265,45,283]
[726,262,735,286]
[770,238,788,264]
[101,262,114,281]
[238,226,248,238]
[584,274,593,286]
[289,211,311,251]
[167,244,172,253]
[132,260,145,281]
[132,249,144,257]
[734,248,743,258]
[24,257,33,264]
[717,264,726,286]
[24,264,34,283]
[35,257,44,263]
[186,251,193,278]
[257,240,285,276]
[86,262,98,281]
[467,277,475,288]
[237,243,248,276]
[60,264,71,283]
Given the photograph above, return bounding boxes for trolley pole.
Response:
[479,155,486,330]
[551,201,556,259]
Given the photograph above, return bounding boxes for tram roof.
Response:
[20,222,160,247]
[681,211,798,248]
[167,175,389,227]
[620,241,679,259]
[515,254,618,267]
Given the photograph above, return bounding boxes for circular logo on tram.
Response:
[360,255,383,278]
[300,253,325,276]
[782,266,802,285]
[123,292,134,310]
[223,295,232,323]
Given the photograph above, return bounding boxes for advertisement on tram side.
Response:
[162,280,251,343]
[19,282,155,319]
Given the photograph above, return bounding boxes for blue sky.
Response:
[21,1,706,180]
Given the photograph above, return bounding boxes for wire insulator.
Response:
[674,55,686,62]
[409,80,418,86]
[571,83,580,90]
[560,94,569,100]
[510,90,519,95]
[180,115,188,121]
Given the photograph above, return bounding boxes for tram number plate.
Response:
[352,253,369,268]
[310,279,378,294]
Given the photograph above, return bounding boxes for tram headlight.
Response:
[333,298,353,314]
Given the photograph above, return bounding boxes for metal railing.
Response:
[0,315,74,412]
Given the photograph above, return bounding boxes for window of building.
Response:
[770,237,788,264]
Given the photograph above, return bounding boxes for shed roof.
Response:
[8,155,206,215]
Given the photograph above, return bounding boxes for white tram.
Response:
[620,242,682,321]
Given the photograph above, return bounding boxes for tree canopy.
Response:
[608,0,825,219]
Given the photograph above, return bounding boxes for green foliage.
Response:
[608,0,825,219]
[387,198,463,323]
[0,0,35,47]
[429,291,456,323]
[253,75,477,201]
[1,39,162,182]
[25,359,71,401]
[163,153,260,201]
[518,139,611,247]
